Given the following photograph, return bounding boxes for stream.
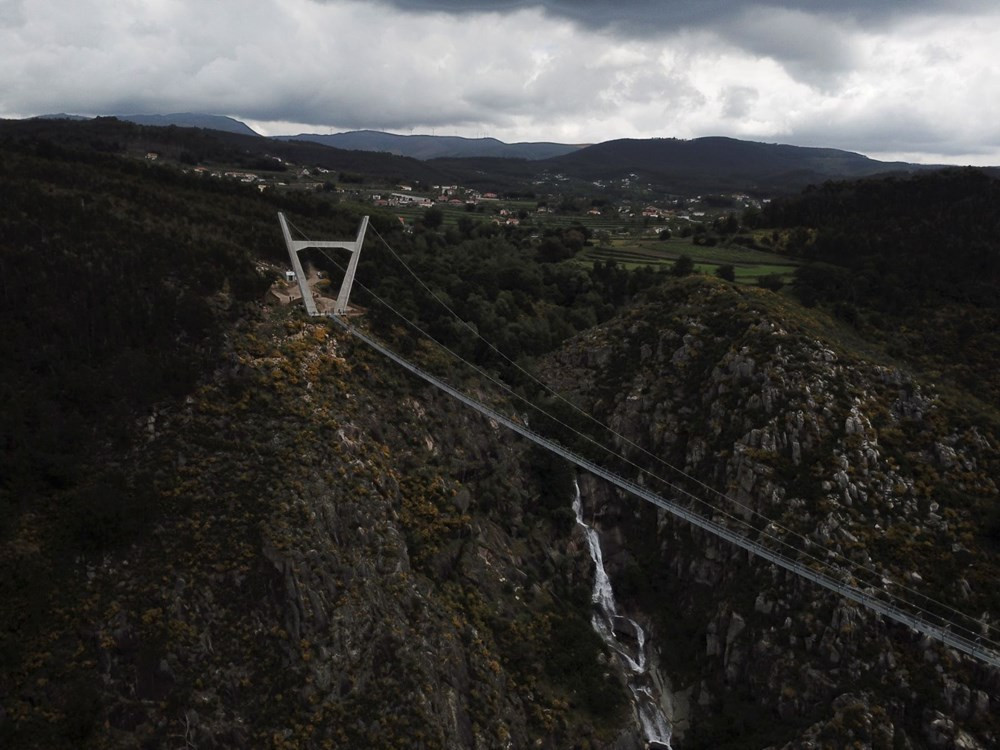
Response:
[573,481,672,749]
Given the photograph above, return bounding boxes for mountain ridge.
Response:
[541,135,945,192]
[278,129,584,160]
[7,114,998,195]
[114,112,261,137]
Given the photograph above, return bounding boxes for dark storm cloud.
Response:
[353,0,993,87]
[366,0,992,34]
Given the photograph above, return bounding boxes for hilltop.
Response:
[115,112,262,137]
[0,116,452,185]
[34,112,262,137]
[280,130,582,160]
[539,136,940,194]
[11,114,993,196]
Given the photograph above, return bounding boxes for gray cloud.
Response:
[717,7,860,86]
[358,0,994,88]
[2,0,999,165]
[0,0,26,26]
[790,107,989,158]
[366,0,994,33]
[721,86,757,119]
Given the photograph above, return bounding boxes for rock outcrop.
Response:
[543,277,1000,748]
[3,312,635,748]
[5,277,998,749]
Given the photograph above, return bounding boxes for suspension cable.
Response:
[283,216,999,643]
[362,222,1000,640]
[309,242,995,647]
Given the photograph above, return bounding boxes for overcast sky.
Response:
[2,0,999,164]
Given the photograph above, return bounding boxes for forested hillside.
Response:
[542,136,936,194]
[0,139,270,544]
[281,130,581,160]
[763,168,1000,406]
[0,117,449,185]
[1,128,998,749]
[0,132,663,748]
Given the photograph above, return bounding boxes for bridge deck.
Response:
[330,314,1000,671]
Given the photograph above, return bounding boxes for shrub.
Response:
[715,264,736,282]
[757,274,784,291]
[672,254,695,277]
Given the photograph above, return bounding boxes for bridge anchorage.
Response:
[278,211,369,316]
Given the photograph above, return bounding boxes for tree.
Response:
[422,206,444,230]
[742,205,762,229]
[714,214,739,234]
[757,273,784,291]
[658,229,672,241]
[715,264,736,282]
[672,254,695,277]
[538,237,571,263]
[563,229,585,253]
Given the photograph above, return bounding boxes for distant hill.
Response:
[33,113,90,121]
[115,112,261,137]
[26,112,262,137]
[542,136,945,194]
[0,116,451,185]
[279,130,582,160]
[7,116,994,196]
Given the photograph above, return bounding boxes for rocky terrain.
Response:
[543,277,1000,749]
[3,304,657,749]
[3,124,999,750]
[5,273,1000,749]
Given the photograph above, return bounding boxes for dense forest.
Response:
[0,139,266,543]
[761,168,1000,408]
[0,124,673,749]
[0,117,449,185]
[0,129,660,599]
[764,169,1000,309]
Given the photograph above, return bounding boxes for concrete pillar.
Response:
[277,212,369,316]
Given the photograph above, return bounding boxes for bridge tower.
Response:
[277,212,370,316]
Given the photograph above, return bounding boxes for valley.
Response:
[0,118,998,749]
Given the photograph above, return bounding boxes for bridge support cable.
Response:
[363,225,1000,644]
[330,315,1000,670]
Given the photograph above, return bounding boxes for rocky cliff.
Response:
[4,274,999,749]
[543,277,1000,749]
[3,305,650,749]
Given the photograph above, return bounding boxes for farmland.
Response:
[578,238,799,283]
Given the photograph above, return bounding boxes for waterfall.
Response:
[573,481,672,749]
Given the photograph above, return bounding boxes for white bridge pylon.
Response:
[278,212,370,316]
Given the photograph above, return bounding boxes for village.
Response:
[143,148,762,238]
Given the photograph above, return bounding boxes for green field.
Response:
[391,200,672,234]
[390,202,798,284]
[578,238,799,283]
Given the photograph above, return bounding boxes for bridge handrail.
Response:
[332,316,1000,670]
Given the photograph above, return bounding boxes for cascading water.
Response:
[573,481,672,749]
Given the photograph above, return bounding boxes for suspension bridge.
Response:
[279,212,1000,670]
